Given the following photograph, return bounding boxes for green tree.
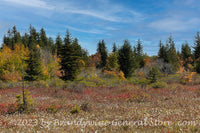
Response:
[136,39,143,56]
[47,37,54,53]
[55,34,63,57]
[97,40,108,68]
[193,32,200,73]
[167,35,178,68]
[112,43,117,53]
[22,33,29,48]
[39,28,48,48]
[135,39,145,68]
[193,32,200,59]
[148,66,161,83]
[158,40,169,62]
[118,40,136,78]
[60,30,81,80]
[25,45,43,81]
[181,41,191,60]
[28,25,37,49]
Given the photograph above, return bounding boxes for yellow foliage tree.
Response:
[0,44,29,81]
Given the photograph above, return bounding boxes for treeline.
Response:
[1,26,200,82]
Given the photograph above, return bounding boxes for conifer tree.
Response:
[158,40,168,62]
[28,25,37,49]
[60,30,81,80]
[112,43,117,53]
[193,32,200,60]
[136,39,143,56]
[167,35,178,69]
[25,45,43,81]
[148,66,161,83]
[22,33,29,48]
[39,28,48,48]
[97,40,108,68]
[55,34,63,57]
[135,39,145,68]
[181,41,191,60]
[118,40,136,78]
[193,32,200,73]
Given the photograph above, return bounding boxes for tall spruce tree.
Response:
[167,35,178,69]
[112,43,117,53]
[136,39,143,56]
[181,41,191,60]
[55,34,63,57]
[193,32,200,73]
[118,40,136,78]
[60,30,81,80]
[25,45,43,81]
[135,39,145,68]
[97,40,108,68]
[22,33,29,48]
[158,40,168,62]
[193,32,200,60]
[39,28,48,48]
[29,25,37,49]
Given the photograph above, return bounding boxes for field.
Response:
[1,80,200,133]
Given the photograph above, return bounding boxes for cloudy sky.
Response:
[0,0,200,55]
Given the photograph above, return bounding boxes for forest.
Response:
[1,26,200,82]
[1,26,200,132]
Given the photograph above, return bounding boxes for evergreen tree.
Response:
[13,26,22,45]
[181,41,191,60]
[97,40,108,68]
[118,40,136,78]
[55,34,63,57]
[193,32,200,73]
[112,43,117,53]
[47,37,54,52]
[25,45,43,81]
[136,39,143,56]
[193,32,200,59]
[39,28,48,48]
[158,40,168,62]
[72,38,82,57]
[158,36,178,69]
[135,39,145,68]
[22,33,29,48]
[148,66,161,83]
[167,35,178,69]
[29,25,37,49]
[60,30,81,80]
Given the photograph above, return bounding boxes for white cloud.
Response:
[148,18,200,32]
[2,0,144,23]
[2,0,54,10]
[62,9,120,22]
[65,25,103,34]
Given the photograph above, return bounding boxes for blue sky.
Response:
[0,0,200,55]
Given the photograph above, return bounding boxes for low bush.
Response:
[70,104,80,114]
[47,104,59,113]
[151,82,167,89]
[34,80,49,88]
[0,81,7,89]
[48,78,66,88]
